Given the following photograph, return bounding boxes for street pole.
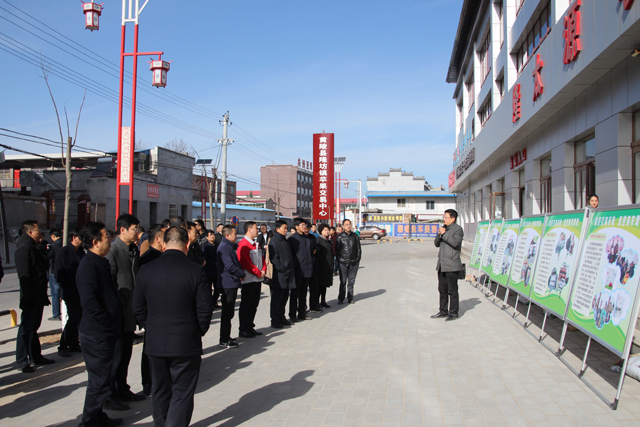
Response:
[218,112,233,225]
[358,179,362,229]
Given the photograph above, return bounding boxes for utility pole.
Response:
[218,112,233,225]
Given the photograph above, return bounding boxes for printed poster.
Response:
[470,221,491,269]
[481,219,503,276]
[566,207,640,356]
[507,215,545,298]
[490,219,522,286]
[529,210,586,317]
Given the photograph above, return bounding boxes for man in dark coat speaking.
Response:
[133,226,213,427]
[432,209,464,321]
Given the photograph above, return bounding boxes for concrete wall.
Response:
[2,193,47,229]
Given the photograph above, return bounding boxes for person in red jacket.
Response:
[237,221,267,338]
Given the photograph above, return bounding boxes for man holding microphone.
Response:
[432,209,464,321]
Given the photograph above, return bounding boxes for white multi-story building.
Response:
[447,0,640,240]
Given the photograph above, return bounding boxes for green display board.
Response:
[489,219,522,286]
[566,207,640,357]
[481,220,503,276]
[507,215,545,298]
[529,210,587,317]
[470,221,491,269]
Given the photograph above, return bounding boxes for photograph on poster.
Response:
[507,216,545,297]
[567,209,640,355]
[529,211,585,317]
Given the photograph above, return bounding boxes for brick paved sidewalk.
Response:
[0,240,639,426]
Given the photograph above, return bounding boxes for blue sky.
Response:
[1,0,462,198]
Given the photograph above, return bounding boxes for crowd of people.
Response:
[14,214,362,427]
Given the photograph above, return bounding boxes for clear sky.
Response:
[1,0,462,199]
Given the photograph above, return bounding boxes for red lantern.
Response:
[82,2,103,31]
[149,60,171,88]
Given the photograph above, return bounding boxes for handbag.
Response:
[458,263,466,280]
[264,238,274,281]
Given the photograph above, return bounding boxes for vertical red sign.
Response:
[313,133,335,223]
[620,0,634,10]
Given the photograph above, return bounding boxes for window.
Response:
[479,33,491,83]
[478,95,492,127]
[518,169,526,217]
[496,1,504,47]
[633,111,640,203]
[496,76,504,99]
[540,157,552,213]
[457,101,463,130]
[514,1,551,73]
[168,203,177,218]
[466,73,474,112]
[574,136,596,208]
[426,201,435,210]
[397,198,406,208]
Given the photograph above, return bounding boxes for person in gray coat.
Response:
[105,213,145,409]
[432,209,464,321]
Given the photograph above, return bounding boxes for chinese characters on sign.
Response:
[563,0,581,64]
[297,158,313,171]
[533,54,544,101]
[313,133,334,222]
[120,127,132,185]
[147,184,159,199]
[512,84,521,123]
[620,0,634,10]
[365,214,403,223]
[448,171,456,188]
[456,148,475,179]
[510,148,527,170]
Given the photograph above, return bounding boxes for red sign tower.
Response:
[313,133,335,224]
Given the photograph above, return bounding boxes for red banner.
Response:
[147,184,159,198]
[313,133,334,223]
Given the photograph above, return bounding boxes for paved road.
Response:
[0,240,639,426]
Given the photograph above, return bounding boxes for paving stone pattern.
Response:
[0,240,639,426]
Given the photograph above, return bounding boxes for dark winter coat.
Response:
[315,236,334,287]
[105,236,140,332]
[202,241,218,281]
[268,232,296,290]
[15,233,50,309]
[216,238,245,289]
[133,249,212,357]
[335,231,361,265]
[188,241,205,265]
[288,232,315,278]
[47,238,63,274]
[54,243,85,303]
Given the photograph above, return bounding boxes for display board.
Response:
[480,220,503,276]
[566,207,640,357]
[507,215,545,297]
[529,210,587,317]
[489,219,522,286]
[469,221,491,269]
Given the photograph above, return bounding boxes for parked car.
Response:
[358,225,387,240]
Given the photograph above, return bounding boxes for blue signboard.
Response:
[369,223,439,238]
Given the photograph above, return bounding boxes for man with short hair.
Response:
[217,225,246,348]
[187,222,205,265]
[214,223,224,246]
[268,220,296,328]
[195,219,207,247]
[54,229,85,358]
[310,224,319,238]
[432,209,464,321]
[77,222,124,427]
[288,218,315,320]
[202,229,221,309]
[105,213,145,408]
[237,221,266,338]
[47,227,63,321]
[335,219,361,304]
[134,226,213,427]
[139,224,164,396]
[15,220,53,373]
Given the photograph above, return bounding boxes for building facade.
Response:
[447,0,640,240]
[260,164,313,218]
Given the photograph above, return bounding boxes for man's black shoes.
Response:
[445,314,459,321]
[348,300,354,304]
[103,399,130,411]
[271,322,283,329]
[430,312,448,319]
[19,365,35,373]
[119,391,146,402]
[321,302,330,308]
[337,300,344,305]
[58,348,72,358]
[239,331,256,338]
[34,357,55,365]
[99,412,124,426]
[250,329,263,335]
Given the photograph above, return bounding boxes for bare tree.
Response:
[41,62,85,246]
[164,138,195,157]
[135,139,149,150]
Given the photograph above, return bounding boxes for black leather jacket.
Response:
[335,231,361,265]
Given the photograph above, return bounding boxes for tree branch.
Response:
[73,90,86,148]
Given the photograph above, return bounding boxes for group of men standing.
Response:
[14,214,363,427]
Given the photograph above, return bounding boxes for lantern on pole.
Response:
[149,58,171,88]
[82,2,103,31]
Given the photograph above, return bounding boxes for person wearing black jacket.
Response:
[133,226,213,427]
[54,229,85,358]
[304,221,320,312]
[335,219,362,304]
[214,223,224,246]
[47,228,63,321]
[256,224,271,257]
[268,220,296,328]
[201,230,220,309]
[314,224,334,309]
[76,222,124,427]
[15,220,53,373]
[187,222,205,265]
[216,225,246,348]
[288,218,315,320]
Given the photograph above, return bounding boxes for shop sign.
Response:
[448,170,456,188]
[533,54,544,101]
[453,126,474,168]
[298,158,313,171]
[147,184,159,199]
[620,0,634,10]
[365,214,403,223]
[510,148,527,170]
[456,147,475,179]
[563,0,581,64]
[512,84,521,123]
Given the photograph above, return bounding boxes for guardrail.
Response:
[0,309,17,327]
